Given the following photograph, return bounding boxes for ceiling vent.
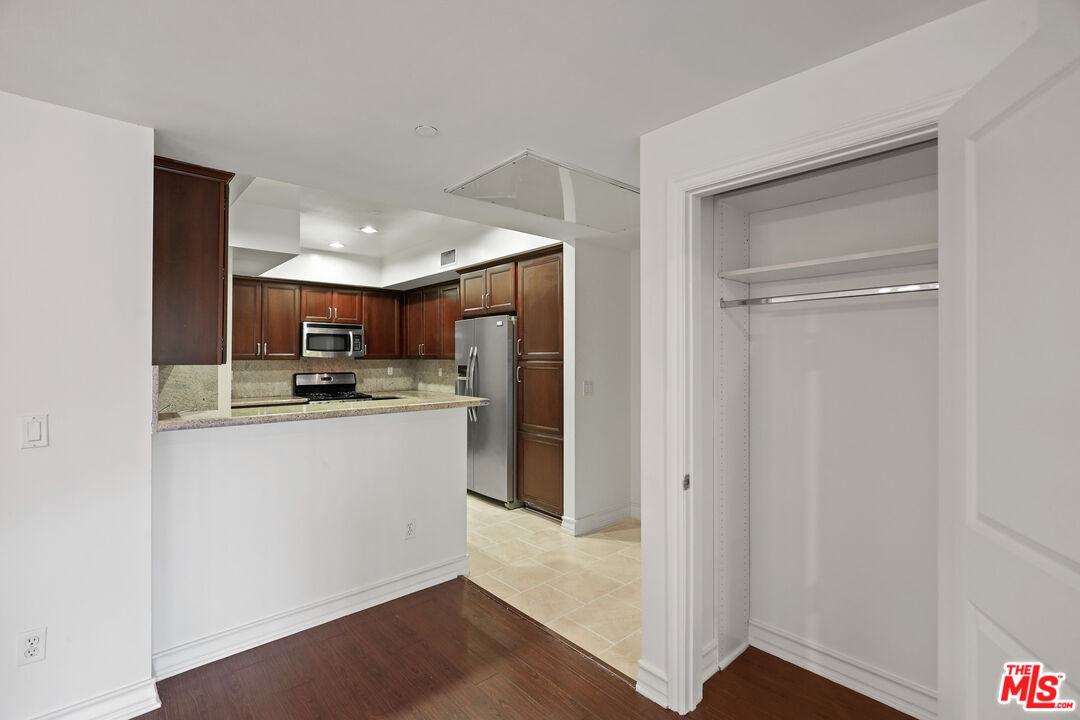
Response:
[440,249,457,267]
[446,150,639,233]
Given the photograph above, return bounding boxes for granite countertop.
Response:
[155,391,488,432]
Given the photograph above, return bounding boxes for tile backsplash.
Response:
[232,358,456,399]
[158,365,219,412]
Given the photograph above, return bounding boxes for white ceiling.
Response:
[0,0,976,240]
[237,177,536,258]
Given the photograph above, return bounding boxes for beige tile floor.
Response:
[466,493,642,678]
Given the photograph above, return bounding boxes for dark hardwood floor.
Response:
[139,578,912,720]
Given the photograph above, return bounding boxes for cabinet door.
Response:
[231,278,262,360]
[362,291,401,359]
[517,432,563,517]
[422,287,441,357]
[460,270,487,317]
[300,286,334,322]
[486,262,517,313]
[404,289,425,358]
[261,282,301,358]
[438,283,461,359]
[517,361,563,435]
[332,289,363,324]
[517,253,562,360]
[152,157,233,365]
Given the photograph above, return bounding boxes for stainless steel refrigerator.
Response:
[456,315,519,507]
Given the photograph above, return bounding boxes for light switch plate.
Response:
[582,380,594,396]
[20,415,49,449]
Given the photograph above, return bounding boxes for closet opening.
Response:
[704,138,939,720]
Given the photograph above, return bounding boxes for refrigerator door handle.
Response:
[467,346,478,422]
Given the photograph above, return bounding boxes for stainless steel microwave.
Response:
[301,322,366,359]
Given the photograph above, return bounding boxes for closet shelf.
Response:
[717,243,938,283]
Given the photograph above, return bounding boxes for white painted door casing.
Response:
[938,2,1080,717]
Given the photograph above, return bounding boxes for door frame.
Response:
[653,93,959,713]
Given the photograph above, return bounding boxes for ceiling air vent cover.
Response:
[446,150,639,233]
[440,249,456,267]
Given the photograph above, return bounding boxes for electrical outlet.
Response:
[405,519,416,540]
[387,366,394,376]
[17,627,46,666]
[583,380,594,396]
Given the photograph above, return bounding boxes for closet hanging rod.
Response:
[719,282,939,308]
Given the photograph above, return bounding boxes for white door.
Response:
[939,1,1080,718]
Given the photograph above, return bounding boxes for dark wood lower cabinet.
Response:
[517,431,563,517]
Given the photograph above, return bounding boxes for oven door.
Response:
[302,322,357,358]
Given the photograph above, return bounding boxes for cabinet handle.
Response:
[421,343,425,355]
[516,338,523,356]
[334,307,338,321]
[516,366,522,383]
[263,342,267,356]
[328,306,332,320]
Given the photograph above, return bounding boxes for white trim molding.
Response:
[699,638,720,685]
[749,620,937,720]
[563,504,632,536]
[28,679,160,720]
[718,639,750,671]
[636,659,669,708]
[152,555,468,680]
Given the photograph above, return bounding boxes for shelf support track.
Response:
[719,282,939,309]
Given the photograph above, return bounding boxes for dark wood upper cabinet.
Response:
[486,262,517,313]
[301,286,363,324]
[516,253,563,360]
[438,283,461,360]
[300,286,334,322]
[333,290,363,324]
[404,289,425,358]
[261,282,301,358]
[362,291,401,358]
[460,263,516,317]
[152,156,234,365]
[460,270,486,317]
[517,431,563,517]
[422,286,441,357]
[231,278,262,360]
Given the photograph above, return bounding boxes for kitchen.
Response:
[150,159,641,682]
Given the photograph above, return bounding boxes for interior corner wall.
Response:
[629,249,641,519]
[636,0,1037,707]
[569,241,633,535]
[0,91,157,719]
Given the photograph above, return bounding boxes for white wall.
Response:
[151,409,468,678]
[568,241,634,534]
[637,0,1036,707]
[629,249,641,518]
[0,92,158,719]
[260,248,382,287]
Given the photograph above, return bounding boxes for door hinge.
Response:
[683,474,690,490]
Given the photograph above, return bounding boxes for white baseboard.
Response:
[717,639,749,670]
[636,658,669,708]
[30,678,160,720]
[700,638,720,684]
[153,555,468,681]
[630,501,640,519]
[563,504,631,537]
[749,620,937,720]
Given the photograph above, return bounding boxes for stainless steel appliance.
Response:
[293,372,373,403]
[301,322,366,359]
[456,315,519,507]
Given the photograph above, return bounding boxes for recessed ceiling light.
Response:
[413,125,439,138]
[360,225,378,234]
[329,242,345,248]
